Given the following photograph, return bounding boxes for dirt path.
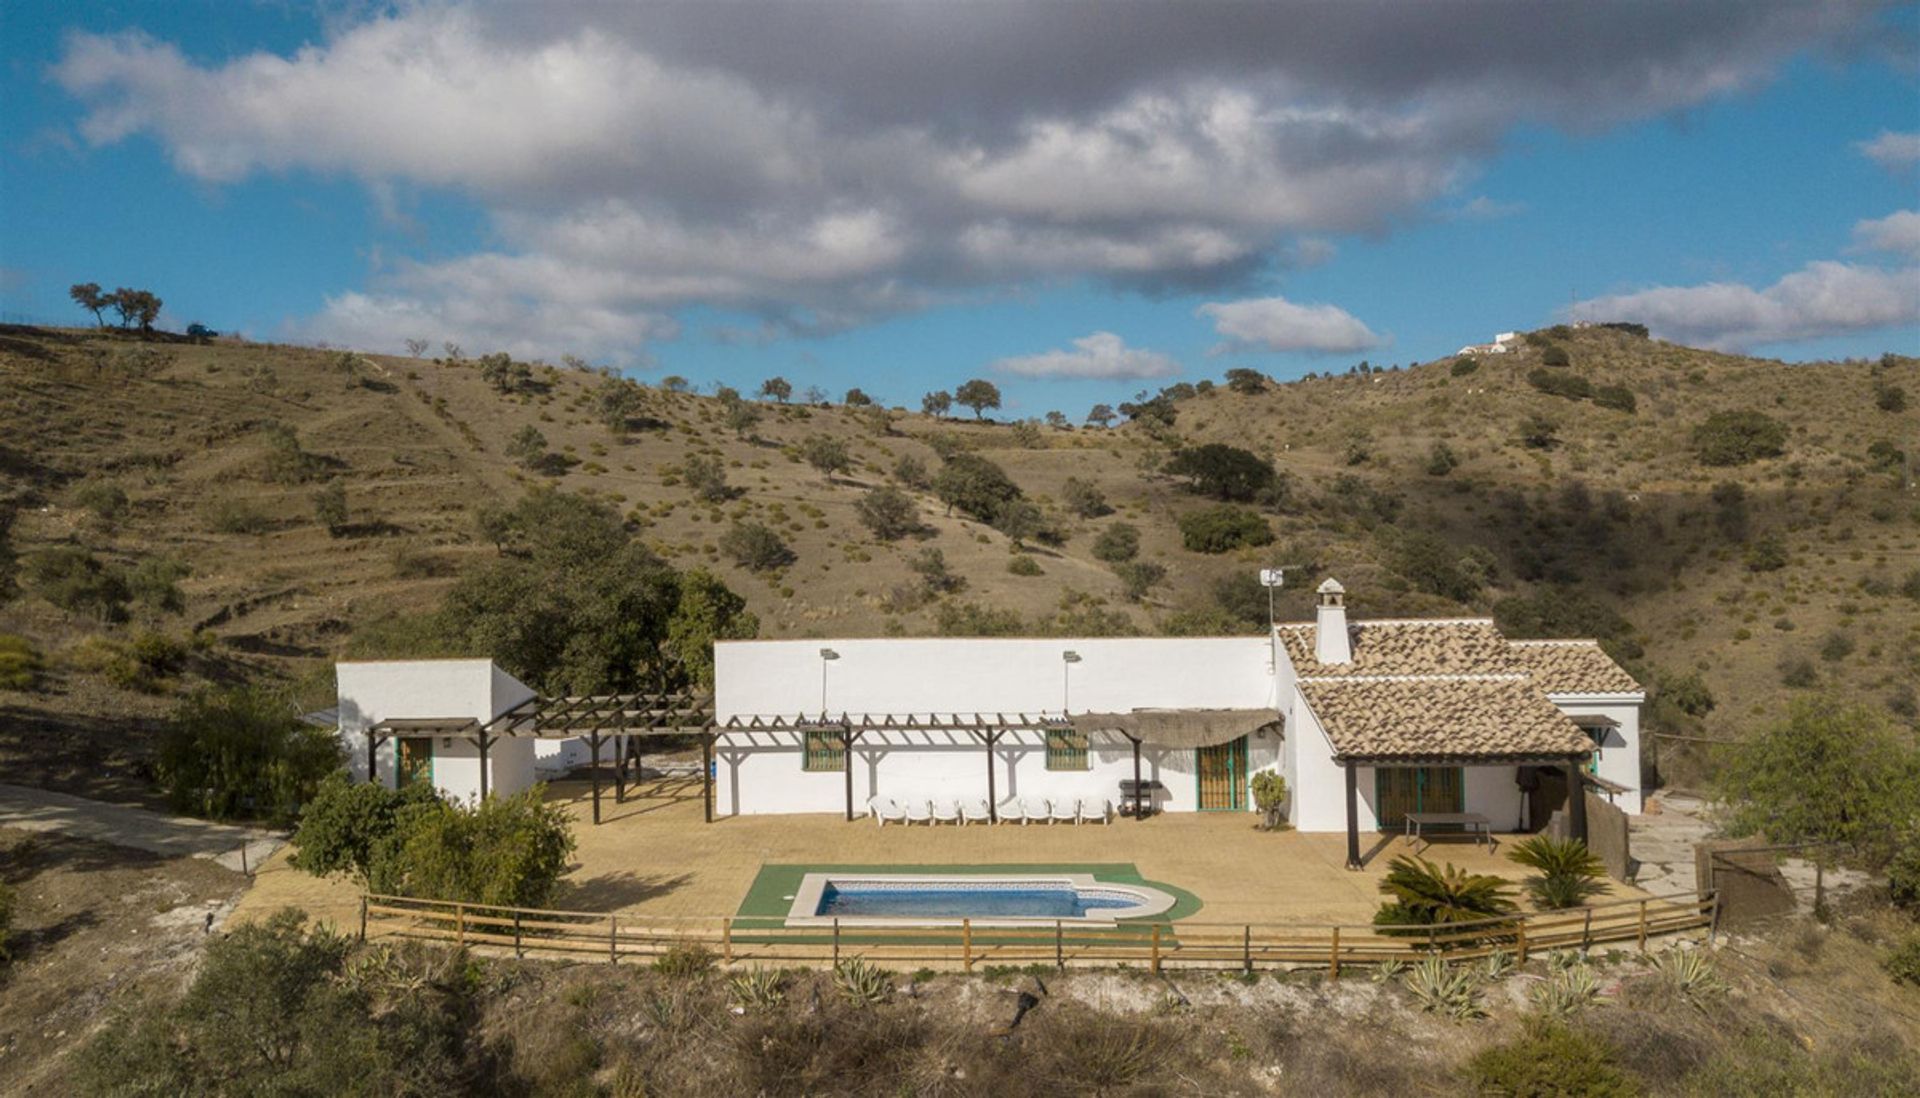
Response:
[0,782,283,873]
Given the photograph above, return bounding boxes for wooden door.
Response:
[1374,766,1464,829]
[398,737,435,789]
[1196,737,1248,810]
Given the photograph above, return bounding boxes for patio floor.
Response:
[231,775,1655,932]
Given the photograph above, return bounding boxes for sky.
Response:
[2,1,1917,418]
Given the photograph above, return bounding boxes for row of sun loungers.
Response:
[867,795,1112,826]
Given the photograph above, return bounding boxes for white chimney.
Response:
[1315,578,1351,665]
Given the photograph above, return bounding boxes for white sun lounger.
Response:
[960,798,991,825]
[904,799,934,825]
[996,798,1023,823]
[1078,796,1112,824]
[868,795,906,827]
[1049,797,1080,824]
[1019,796,1052,824]
[932,798,961,825]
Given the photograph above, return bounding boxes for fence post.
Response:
[963,919,974,973]
[1582,908,1593,952]
[609,915,618,964]
[1515,919,1527,965]
[456,903,466,948]
[1244,925,1253,975]
[513,910,523,959]
[833,919,841,967]
[240,842,248,876]
[1151,925,1162,974]
[1329,926,1340,979]
[723,917,734,963]
[1637,899,1648,949]
[1055,920,1064,972]
[1708,891,1722,944]
[358,894,368,942]
[1815,860,1826,917]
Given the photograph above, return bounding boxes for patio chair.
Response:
[960,798,991,825]
[904,799,934,825]
[1049,797,1080,825]
[1077,796,1112,825]
[996,797,1024,824]
[931,798,961,825]
[1019,796,1052,824]
[867,795,907,828]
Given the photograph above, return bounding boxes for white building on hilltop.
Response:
[335,578,1643,864]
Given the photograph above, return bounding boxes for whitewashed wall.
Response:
[1549,694,1645,814]
[713,637,1279,816]
[336,659,538,802]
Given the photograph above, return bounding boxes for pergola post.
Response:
[841,726,858,822]
[613,734,626,804]
[1128,733,1144,819]
[1343,761,1362,870]
[476,729,491,801]
[365,731,382,788]
[701,732,714,824]
[984,728,1002,822]
[1564,757,1589,845]
[587,730,604,825]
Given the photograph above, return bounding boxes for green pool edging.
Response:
[732,862,1203,935]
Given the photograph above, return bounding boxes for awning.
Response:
[1068,708,1280,749]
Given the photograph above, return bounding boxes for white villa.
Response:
[334,578,1643,866]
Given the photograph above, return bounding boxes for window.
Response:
[803,729,844,772]
[1578,724,1607,775]
[1045,728,1089,771]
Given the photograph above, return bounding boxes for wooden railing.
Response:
[359,891,1716,973]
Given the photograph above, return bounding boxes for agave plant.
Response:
[1546,949,1586,974]
[1653,946,1726,1003]
[1372,958,1410,984]
[727,966,787,1011]
[1481,948,1515,981]
[1403,957,1485,1020]
[1507,836,1608,910]
[1530,962,1605,1019]
[1374,856,1518,933]
[834,957,893,1006]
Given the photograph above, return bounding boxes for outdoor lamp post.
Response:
[1061,650,1081,713]
[819,647,840,714]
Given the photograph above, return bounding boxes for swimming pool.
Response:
[785,873,1177,925]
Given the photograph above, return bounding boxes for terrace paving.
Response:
[231,775,1655,932]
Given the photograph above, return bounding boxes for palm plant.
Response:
[1374,856,1517,933]
[1507,836,1608,910]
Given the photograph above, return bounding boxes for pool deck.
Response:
[231,775,1655,932]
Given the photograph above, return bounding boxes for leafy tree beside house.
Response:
[157,686,341,826]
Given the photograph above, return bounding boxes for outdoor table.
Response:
[1403,811,1495,852]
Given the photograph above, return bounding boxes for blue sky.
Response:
[2,2,1915,417]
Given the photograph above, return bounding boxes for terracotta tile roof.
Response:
[1506,641,1642,695]
[1276,620,1516,678]
[1298,677,1594,761]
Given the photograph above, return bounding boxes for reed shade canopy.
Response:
[1066,708,1281,749]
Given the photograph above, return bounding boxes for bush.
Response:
[1886,932,1920,986]
[1092,523,1140,563]
[1225,367,1268,393]
[1527,368,1592,400]
[370,788,577,907]
[682,454,732,502]
[1743,536,1788,572]
[207,497,272,535]
[290,771,439,884]
[127,555,189,614]
[0,633,44,690]
[799,435,851,478]
[71,480,130,521]
[1177,506,1272,554]
[1507,836,1608,909]
[992,498,1059,547]
[1817,630,1855,662]
[855,486,920,540]
[1713,695,1920,863]
[261,424,325,484]
[1778,652,1817,688]
[312,482,348,534]
[1251,771,1287,829]
[1463,1023,1637,1098]
[23,546,130,620]
[156,686,342,825]
[1163,443,1277,502]
[1876,382,1908,413]
[1007,554,1043,577]
[909,548,964,595]
[1888,840,1920,909]
[891,454,929,488]
[1693,410,1788,466]
[1519,414,1561,449]
[932,453,1021,522]
[720,522,794,572]
[1113,559,1166,601]
[1062,477,1111,518]
[1374,855,1516,928]
[1450,356,1479,377]
[1392,530,1484,602]
[1425,441,1459,476]
[1594,384,1637,413]
[1539,344,1572,367]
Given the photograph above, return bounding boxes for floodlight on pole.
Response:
[1061,650,1081,713]
[818,648,840,714]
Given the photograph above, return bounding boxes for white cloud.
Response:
[1198,295,1384,354]
[1851,209,1920,259]
[1571,260,1920,350]
[46,2,1884,362]
[991,332,1181,380]
[1451,195,1528,221]
[1857,130,1920,171]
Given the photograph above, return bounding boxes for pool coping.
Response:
[783,872,1180,927]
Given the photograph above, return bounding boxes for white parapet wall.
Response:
[712,636,1281,816]
[336,659,538,803]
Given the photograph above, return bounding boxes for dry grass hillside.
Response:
[2,322,1915,795]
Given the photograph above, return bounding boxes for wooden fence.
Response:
[360,891,1716,974]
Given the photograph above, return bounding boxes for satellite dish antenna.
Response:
[1258,565,1303,626]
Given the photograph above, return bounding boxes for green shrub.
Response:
[1113,559,1166,601]
[1508,836,1608,910]
[1425,441,1459,476]
[1778,652,1817,688]
[1177,505,1272,554]
[1817,630,1855,662]
[312,481,348,534]
[0,634,44,690]
[368,787,577,908]
[855,486,920,540]
[71,480,130,520]
[1374,855,1516,928]
[1594,384,1637,413]
[1539,344,1572,367]
[157,686,341,825]
[932,452,1021,522]
[1693,410,1788,466]
[1450,356,1479,377]
[1007,554,1043,577]
[1888,839,1920,909]
[206,497,272,535]
[1519,413,1561,449]
[682,454,732,501]
[1392,530,1485,602]
[1092,523,1140,563]
[1876,382,1908,413]
[1163,443,1278,502]
[1250,771,1288,830]
[1463,1023,1638,1097]
[720,521,794,572]
[23,546,130,620]
[290,771,440,884]
[127,555,190,614]
[1885,932,1920,986]
[1062,477,1111,518]
[654,943,717,978]
[1744,536,1788,572]
[1527,368,1592,400]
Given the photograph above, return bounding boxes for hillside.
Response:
[2,322,1915,795]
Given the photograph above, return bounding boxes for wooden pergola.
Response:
[1335,752,1591,870]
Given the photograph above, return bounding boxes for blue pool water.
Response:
[816,883,1135,919]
